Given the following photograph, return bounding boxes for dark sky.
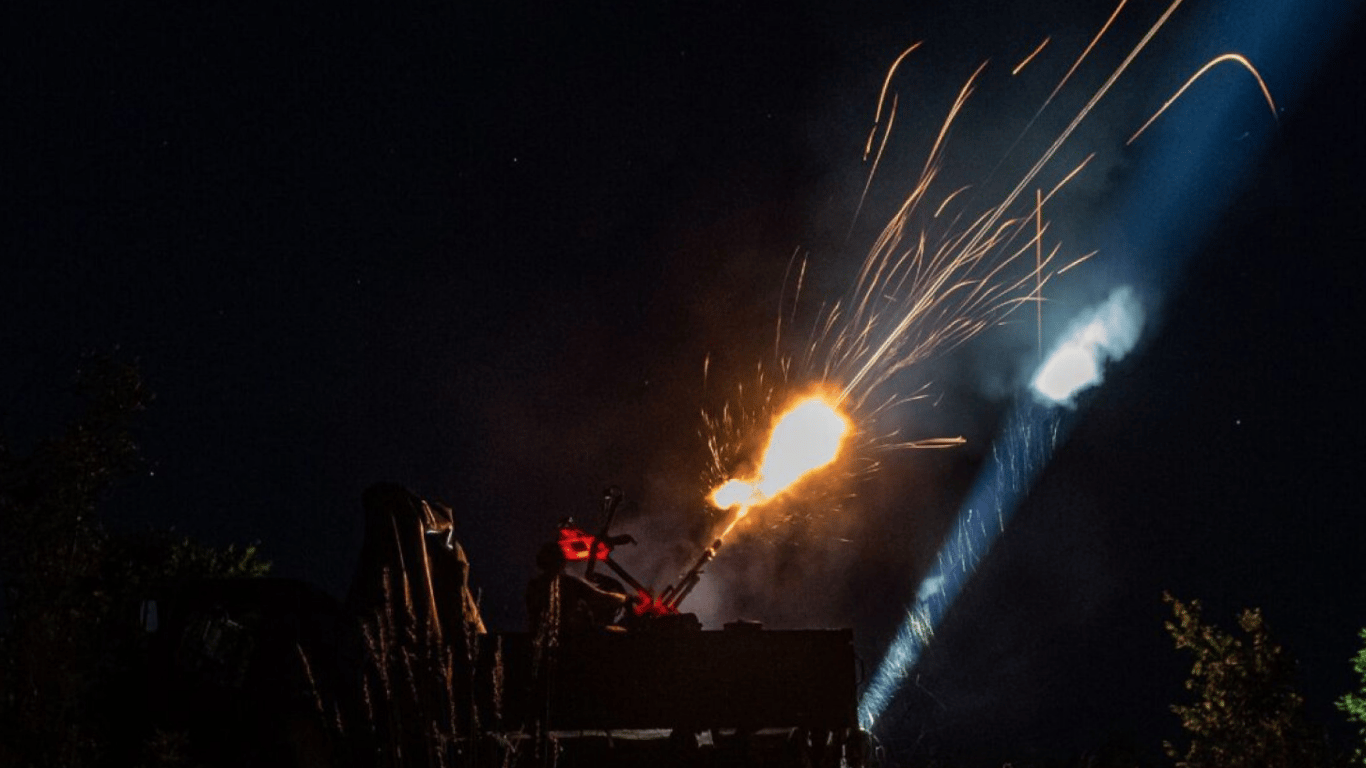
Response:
[4,0,1366,764]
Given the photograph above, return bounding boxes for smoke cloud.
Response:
[1031,286,1145,406]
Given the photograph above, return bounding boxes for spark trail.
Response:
[703,0,1187,529]
[698,0,1283,685]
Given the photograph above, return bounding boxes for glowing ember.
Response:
[709,397,850,511]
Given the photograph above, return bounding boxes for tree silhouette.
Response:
[0,356,268,767]
[1163,592,1322,768]
[1338,627,1366,767]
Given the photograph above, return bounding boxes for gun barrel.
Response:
[665,538,721,611]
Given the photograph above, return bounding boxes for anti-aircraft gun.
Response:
[484,487,862,767]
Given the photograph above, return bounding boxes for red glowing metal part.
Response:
[558,524,677,617]
[631,589,677,617]
[557,526,612,562]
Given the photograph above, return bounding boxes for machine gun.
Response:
[554,487,678,618]
[553,487,727,619]
[656,537,721,613]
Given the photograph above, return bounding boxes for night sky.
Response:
[4,0,1366,765]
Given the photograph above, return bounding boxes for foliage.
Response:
[1,356,149,615]
[1338,627,1366,767]
[1162,592,1322,768]
[104,532,271,586]
[0,356,269,768]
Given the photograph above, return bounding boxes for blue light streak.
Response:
[859,396,1066,729]
[852,0,1355,727]
[857,0,1361,733]
[861,284,1147,728]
